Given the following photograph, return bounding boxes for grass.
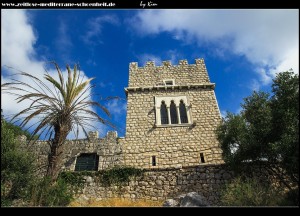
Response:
[69,198,164,207]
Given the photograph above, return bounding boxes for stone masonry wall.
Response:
[128,59,210,87]
[19,131,122,176]
[123,58,223,168]
[76,164,233,205]
[75,163,290,206]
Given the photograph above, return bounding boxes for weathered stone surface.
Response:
[72,165,236,206]
[180,192,208,207]
[123,58,223,168]
[163,199,179,207]
[19,131,123,175]
[17,58,231,205]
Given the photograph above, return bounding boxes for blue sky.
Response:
[1,9,299,138]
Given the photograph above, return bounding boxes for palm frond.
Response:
[2,61,115,141]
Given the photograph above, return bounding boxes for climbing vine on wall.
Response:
[59,166,144,189]
[100,166,144,187]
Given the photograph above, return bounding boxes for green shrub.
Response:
[220,177,282,206]
[29,177,75,206]
[100,166,144,187]
[279,188,299,206]
[1,119,36,206]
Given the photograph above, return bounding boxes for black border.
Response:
[1,0,299,9]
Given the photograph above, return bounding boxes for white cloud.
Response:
[249,79,260,92]
[220,110,227,119]
[1,10,104,139]
[106,99,127,120]
[131,9,299,85]
[82,15,119,45]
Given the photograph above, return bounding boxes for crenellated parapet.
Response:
[128,58,211,87]
[129,58,205,69]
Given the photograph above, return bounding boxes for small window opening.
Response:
[75,153,99,171]
[164,80,174,86]
[200,153,205,163]
[151,156,156,166]
[165,80,173,85]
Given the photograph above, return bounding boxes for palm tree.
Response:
[2,62,114,181]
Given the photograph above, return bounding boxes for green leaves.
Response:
[220,177,282,206]
[2,62,115,181]
[1,119,36,205]
[217,71,299,183]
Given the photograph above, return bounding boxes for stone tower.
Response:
[123,59,223,168]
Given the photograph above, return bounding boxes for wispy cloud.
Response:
[249,79,260,92]
[220,110,227,119]
[55,20,73,62]
[131,9,299,87]
[106,99,127,120]
[82,15,119,45]
[1,10,104,139]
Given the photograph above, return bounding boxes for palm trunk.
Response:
[46,126,68,182]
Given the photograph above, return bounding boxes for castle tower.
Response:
[123,59,223,168]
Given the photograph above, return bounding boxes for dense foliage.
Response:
[217,71,299,185]
[1,116,79,207]
[220,177,281,206]
[217,71,299,205]
[100,166,144,187]
[59,166,144,188]
[29,177,75,206]
[1,118,36,206]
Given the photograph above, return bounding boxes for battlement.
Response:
[129,58,205,69]
[128,58,210,87]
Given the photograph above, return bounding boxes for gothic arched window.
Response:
[170,100,178,124]
[160,101,169,124]
[179,100,188,123]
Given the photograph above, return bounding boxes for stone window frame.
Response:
[163,79,175,86]
[154,96,193,127]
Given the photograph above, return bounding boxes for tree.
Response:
[1,117,35,206]
[216,71,299,188]
[270,71,299,182]
[2,62,114,181]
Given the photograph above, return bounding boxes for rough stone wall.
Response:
[75,163,291,206]
[128,59,210,87]
[20,131,122,175]
[76,164,233,205]
[123,58,223,168]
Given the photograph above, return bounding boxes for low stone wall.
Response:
[18,131,122,176]
[75,164,233,205]
[75,163,293,206]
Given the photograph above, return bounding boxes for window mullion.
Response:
[176,105,181,124]
[167,106,171,125]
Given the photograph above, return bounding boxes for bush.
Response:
[100,166,144,187]
[279,188,299,206]
[220,177,282,206]
[29,177,75,206]
[1,119,36,206]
